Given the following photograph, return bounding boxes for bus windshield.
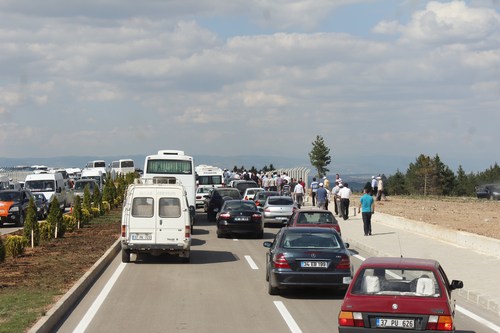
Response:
[146,160,192,175]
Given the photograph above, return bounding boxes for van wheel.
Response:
[181,252,190,263]
[16,212,25,227]
[122,249,130,263]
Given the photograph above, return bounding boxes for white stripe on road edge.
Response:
[73,262,126,333]
[244,255,258,270]
[353,253,499,331]
[274,301,303,333]
[456,305,500,332]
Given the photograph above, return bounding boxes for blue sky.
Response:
[0,0,499,175]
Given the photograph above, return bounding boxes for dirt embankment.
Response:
[367,196,500,240]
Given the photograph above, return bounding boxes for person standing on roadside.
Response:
[310,177,319,206]
[323,176,330,190]
[338,182,352,220]
[376,176,385,201]
[316,183,328,209]
[332,181,340,216]
[371,176,377,196]
[358,188,375,236]
[293,181,305,208]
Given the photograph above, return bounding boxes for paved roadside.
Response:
[335,207,500,317]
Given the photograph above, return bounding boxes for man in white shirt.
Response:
[293,182,305,208]
[338,183,352,220]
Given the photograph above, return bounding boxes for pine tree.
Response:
[308,135,331,178]
[23,197,40,246]
[83,185,92,211]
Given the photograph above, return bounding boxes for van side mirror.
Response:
[450,280,463,290]
[57,187,62,193]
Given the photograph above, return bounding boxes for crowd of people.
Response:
[222,169,385,237]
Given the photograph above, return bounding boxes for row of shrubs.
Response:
[0,172,136,262]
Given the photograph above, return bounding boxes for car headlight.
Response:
[9,206,20,212]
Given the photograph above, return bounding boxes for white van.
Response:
[24,173,67,210]
[81,169,104,190]
[121,180,193,263]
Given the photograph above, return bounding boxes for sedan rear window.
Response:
[268,197,293,205]
[351,268,441,297]
[283,233,339,249]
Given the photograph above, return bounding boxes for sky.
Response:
[0,0,499,175]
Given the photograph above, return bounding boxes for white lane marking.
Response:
[73,262,127,333]
[233,238,239,241]
[352,253,500,330]
[244,255,258,270]
[274,301,303,333]
[456,305,500,332]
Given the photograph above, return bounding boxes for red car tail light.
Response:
[185,225,191,238]
[273,253,290,269]
[338,311,363,327]
[121,225,126,237]
[219,213,231,219]
[427,315,453,331]
[336,255,351,269]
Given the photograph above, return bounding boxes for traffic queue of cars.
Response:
[199,182,464,332]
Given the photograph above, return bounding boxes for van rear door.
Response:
[129,195,156,243]
[156,195,185,244]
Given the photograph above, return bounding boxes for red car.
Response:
[286,208,342,236]
[338,257,463,332]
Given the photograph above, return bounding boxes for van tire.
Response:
[122,249,131,263]
[181,252,190,263]
[16,212,25,227]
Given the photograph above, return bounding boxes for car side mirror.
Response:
[263,241,273,248]
[450,280,463,290]
[189,206,195,216]
[344,242,350,249]
[57,187,62,193]
[213,208,219,213]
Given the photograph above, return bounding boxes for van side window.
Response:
[159,198,181,218]
[132,197,154,217]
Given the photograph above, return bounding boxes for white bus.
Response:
[143,150,196,211]
[111,159,135,177]
[195,165,224,188]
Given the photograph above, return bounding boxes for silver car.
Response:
[262,196,296,227]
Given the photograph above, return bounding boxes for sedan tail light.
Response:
[273,253,290,269]
[336,255,351,270]
[219,213,231,219]
[338,311,363,327]
[427,315,453,331]
[251,213,262,221]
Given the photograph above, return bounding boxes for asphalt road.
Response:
[47,211,500,333]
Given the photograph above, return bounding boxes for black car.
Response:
[205,187,242,221]
[263,227,352,295]
[0,189,33,227]
[33,192,49,220]
[476,184,500,200]
[216,200,263,239]
[231,180,259,196]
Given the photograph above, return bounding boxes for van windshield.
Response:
[75,182,95,191]
[25,180,55,192]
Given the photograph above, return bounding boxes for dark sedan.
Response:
[287,208,342,236]
[216,200,263,239]
[263,227,352,295]
[205,188,242,221]
[33,192,49,220]
[0,189,33,227]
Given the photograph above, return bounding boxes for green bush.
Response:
[73,195,83,227]
[63,214,77,232]
[39,221,52,242]
[83,185,92,211]
[81,208,92,224]
[23,197,40,247]
[0,237,5,262]
[5,235,27,258]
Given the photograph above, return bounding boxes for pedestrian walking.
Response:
[338,182,352,220]
[293,181,305,208]
[310,177,319,206]
[332,181,340,216]
[316,183,328,209]
[358,188,375,236]
[371,176,377,196]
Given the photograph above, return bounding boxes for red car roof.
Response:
[360,257,439,270]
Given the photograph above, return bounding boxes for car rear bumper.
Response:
[218,222,262,234]
[270,270,351,288]
[338,328,447,333]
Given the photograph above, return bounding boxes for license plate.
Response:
[234,216,249,221]
[376,318,415,329]
[275,217,288,221]
[301,261,327,268]
[131,233,152,240]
